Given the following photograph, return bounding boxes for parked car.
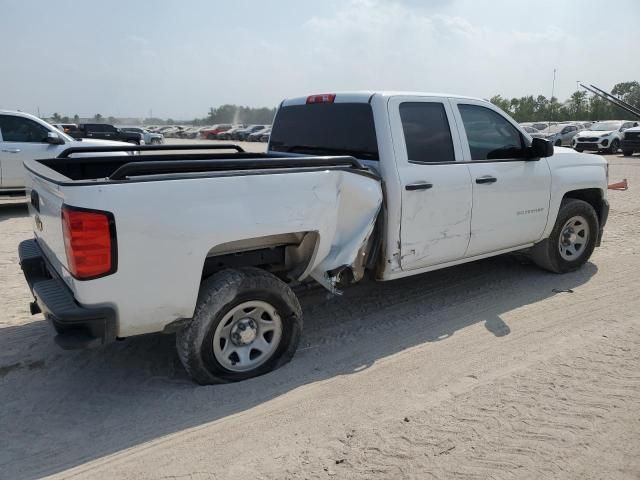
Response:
[70,123,144,144]
[521,125,545,138]
[259,129,272,142]
[247,126,271,142]
[621,125,640,156]
[200,124,233,139]
[121,127,164,145]
[19,91,609,384]
[0,110,130,192]
[180,127,204,139]
[52,123,78,134]
[572,120,638,153]
[540,123,583,147]
[216,125,246,140]
[233,125,267,141]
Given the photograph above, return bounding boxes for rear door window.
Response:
[270,103,379,160]
[399,102,455,163]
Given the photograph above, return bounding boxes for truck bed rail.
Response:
[57,143,246,158]
[108,156,369,180]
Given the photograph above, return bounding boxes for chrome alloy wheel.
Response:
[558,215,590,261]
[212,300,283,372]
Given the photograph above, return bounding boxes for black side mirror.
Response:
[529,137,554,158]
[45,131,65,145]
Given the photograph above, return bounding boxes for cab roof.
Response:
[281,91,485,106]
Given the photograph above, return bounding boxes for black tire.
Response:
[622,150,633,157]
[555,140,562,147]
[609,139,620,154]
[575,147,584,153]
[206,133,215,140]
[176,268,302,385]
[530,198,598,273]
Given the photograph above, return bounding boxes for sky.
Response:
[1,0,639,119]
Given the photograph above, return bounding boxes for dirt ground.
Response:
[0,150,639,480]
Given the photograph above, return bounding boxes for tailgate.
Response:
[25,171,70,282]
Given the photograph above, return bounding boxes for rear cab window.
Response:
[269,103,379,160]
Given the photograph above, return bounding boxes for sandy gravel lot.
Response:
[0,149,639,480]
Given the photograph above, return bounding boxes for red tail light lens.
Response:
[306,94,336,104]
[62,206,117,280]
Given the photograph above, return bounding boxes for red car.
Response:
[200,124,233,139]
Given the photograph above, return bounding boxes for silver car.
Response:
[540,124,583,147]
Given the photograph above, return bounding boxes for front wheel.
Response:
[623,150,633,157]
[575,147,584,153]
[530,199,598,273]
[555,140,562,147]
[609,139,620,154]
[177,268,302,384]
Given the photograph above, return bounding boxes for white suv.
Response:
[572,120,638,154]
[0,110,129,193]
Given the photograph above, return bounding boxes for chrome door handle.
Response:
[475,176,497,184]
[405,182,433,191]
[1,148,21,153]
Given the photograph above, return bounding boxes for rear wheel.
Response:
[177,268,302,384]
[623,150,634,157]
[555,139,562,147]
[530,199,598,273]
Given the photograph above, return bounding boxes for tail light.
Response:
[62,205,117,280]
[306,93,336,104]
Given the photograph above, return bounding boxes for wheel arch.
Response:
[562,188,606,225]
[201,231,321,282]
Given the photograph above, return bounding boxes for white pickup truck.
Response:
[0,110,131,193]
[18,92,609,384]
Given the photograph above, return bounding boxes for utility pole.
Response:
[551,69,556,100]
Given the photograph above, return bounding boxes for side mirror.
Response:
[529,137,554,158]
[46,131,65,145]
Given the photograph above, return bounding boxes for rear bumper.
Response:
[18,239,117,350]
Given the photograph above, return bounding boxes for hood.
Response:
[577,129,614,137]
[624,126,640,133]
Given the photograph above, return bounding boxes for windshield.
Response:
[592,121,622,131]
[270,103,379,160]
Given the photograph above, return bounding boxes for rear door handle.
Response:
[475,176,497,184]
[1,148,21,153]
[405,182,433,191]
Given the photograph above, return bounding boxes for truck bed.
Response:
[27,144,375,184]
[22,143,383,338]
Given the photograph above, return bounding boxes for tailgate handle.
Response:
[30,190,40,212]
[1,148,20,153]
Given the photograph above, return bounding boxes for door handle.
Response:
[1,148,21,153]
[475,176,497,184]
[405,182,433,191]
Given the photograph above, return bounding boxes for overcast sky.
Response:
[2,0,639,119]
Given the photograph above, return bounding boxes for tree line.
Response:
[490,81,640,123]
[47,105,277,126]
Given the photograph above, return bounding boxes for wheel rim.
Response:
[611,140,619,152]
[212,300,283,372]
[558,215,590,261]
